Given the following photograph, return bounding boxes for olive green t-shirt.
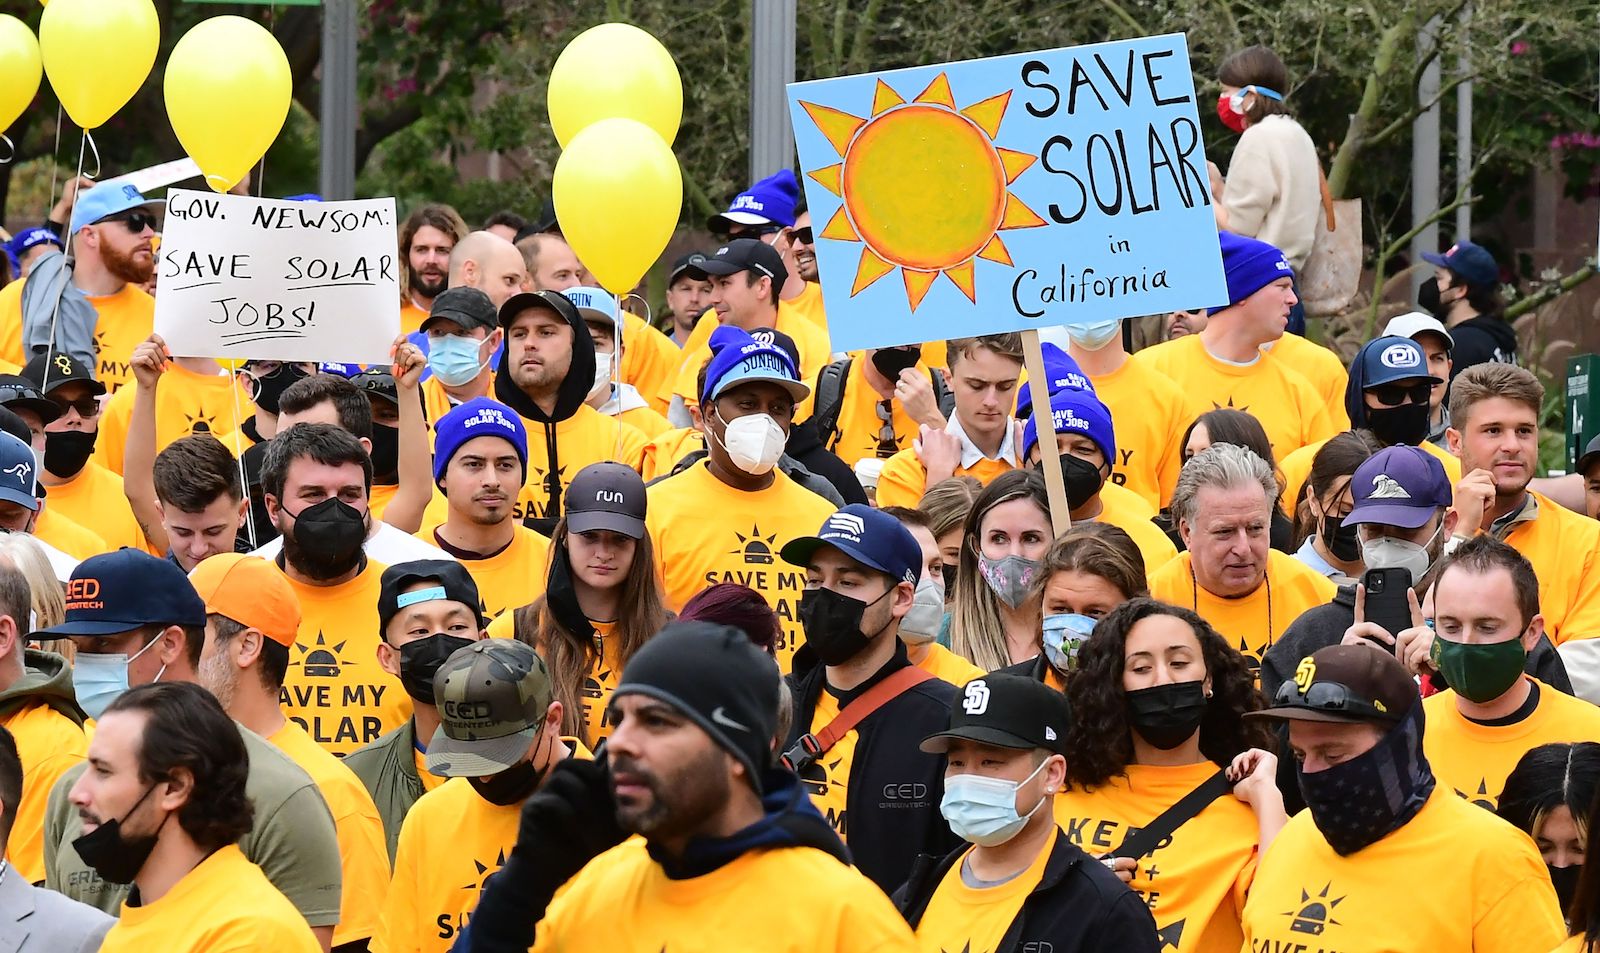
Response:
[43,721,343,926]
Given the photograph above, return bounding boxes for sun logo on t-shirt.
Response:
[1156,919,1187,950]
[1283,883,1344,936]
[732,525,777,565]
[1211,397,1250,414]
[1456,779,1496,811]
[290,631,349,678]
[184,411,217,434]
[459,849,508,896]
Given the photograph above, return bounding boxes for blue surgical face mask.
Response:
[1066,319,1122,351]
[427,334,489,387]
[72,637,165,720]
[940,757,1051,847]
[1041,613,1097,673]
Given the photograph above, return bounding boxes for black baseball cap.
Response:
[669,252,710,285]
[564,462,646,539]
[685,239,789,290]
[1578,433,1600,477]
[498,288,581,330]
[422,287,499,334]
[0,375,60,426]
[23,352,105,397]
[38,548,207,637]
[921,674,1071,755]
[378,559,487,635]
[1249,644,1417,725]
[350,367,398,406]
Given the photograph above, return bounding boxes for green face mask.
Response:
[1430,634,1527,704]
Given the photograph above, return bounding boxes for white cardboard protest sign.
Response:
[153,190,400,363]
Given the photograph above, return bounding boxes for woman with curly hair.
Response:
[1056,598,1286,952]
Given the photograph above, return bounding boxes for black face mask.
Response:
[940,563,958,598]
[398,633,475,705]
[249,365,309,415]
[72,782,165,884]
[870,346,921,382]
[1125,681,1208,749]
[798,586,891,666]
[282,497,366,581]
[469,757,547,806]
[1550,863,1582,914]
[368,423,399,484]
[43,429,97,478]
[1048,456,1107,510]
[1298,702,1435,855]
[1320,512,1362,563]
[1364,402,1430,447]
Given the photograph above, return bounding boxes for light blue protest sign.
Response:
[787,33,1228,351]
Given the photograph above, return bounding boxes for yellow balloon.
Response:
[553,118,681,296]
[0,16,42,134]
[39,0,158,129]
[548,23,681,148]
[165,17,290,193]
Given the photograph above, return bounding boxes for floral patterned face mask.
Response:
[977,554,1040,610]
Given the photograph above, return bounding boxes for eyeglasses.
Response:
[1273,678,1389,720]
[51,395,99,417]
[874,400,899,458]
[791,227,814,246]
[1367,381,1432,407]
[105,210,158,234]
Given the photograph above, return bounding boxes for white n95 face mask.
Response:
[718,411,786,475]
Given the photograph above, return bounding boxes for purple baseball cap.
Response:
[1343,446,1453,529]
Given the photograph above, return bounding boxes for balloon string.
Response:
[226,367,258,549]
[38,130,91,396]
[46,105,61,222]
[611,294,623,461]
[80,131,100,181]
[0,136,13,166]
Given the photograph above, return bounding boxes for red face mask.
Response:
[1217,92,1247,134]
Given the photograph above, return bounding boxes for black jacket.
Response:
[1447,315,1519,381]
[896,829,1159,953]
[785,641,960,894]
[786,418,868,505]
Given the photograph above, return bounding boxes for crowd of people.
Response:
[0,41,1597,953]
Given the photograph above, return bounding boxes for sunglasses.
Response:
[52,395,99,417]
[874,400,900,458]
[1273,678,1389,720]
[105,209,159,234]
[791,227,814,245]
[719,224,781,242]
[1367,381,1432,407]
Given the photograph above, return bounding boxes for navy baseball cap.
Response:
[701,324,810,404]
[684,238,789,291]
[1015,341,1094,418]
[39,548,207,637]
[1343,445,1453,529]
[432,397,528,483]
[0,431,37,512]
[707,169,800,231]
[7,227,62,261]
[781,503,922,586]
[1023,387,1116,463]
[1355,336,1441,388]
[70,182,162,236]
[1422,240,1498,288]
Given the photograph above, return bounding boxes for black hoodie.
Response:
[494,293,597,536]
[1447,315,1519,381]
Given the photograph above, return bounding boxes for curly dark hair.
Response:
[104,682,253,851]
[1063,598,1270,790]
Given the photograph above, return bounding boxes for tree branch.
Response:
[1327,14,1414,198]
[1097,0,1145,37]
[1505,263,1600,321]
[1365,71,1472,149]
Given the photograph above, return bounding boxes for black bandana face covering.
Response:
[1296,701,1435,855]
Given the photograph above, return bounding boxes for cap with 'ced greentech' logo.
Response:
[425,639,553,778]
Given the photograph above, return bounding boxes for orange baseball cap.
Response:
[188,553,301,648]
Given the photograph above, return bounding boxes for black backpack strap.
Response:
[931,367,954,419]
[810,357,852,452]
[1107,769,1233,860]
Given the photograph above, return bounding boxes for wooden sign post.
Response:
[1021,329,1071,537]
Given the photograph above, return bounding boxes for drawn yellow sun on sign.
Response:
[800,72,1045,311]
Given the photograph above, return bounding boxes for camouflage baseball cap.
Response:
[425,639,554,778]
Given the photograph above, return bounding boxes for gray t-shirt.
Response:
[44,721,342,926]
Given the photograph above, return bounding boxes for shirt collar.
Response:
[1489,492,1539,538]
[945,413,1019,470]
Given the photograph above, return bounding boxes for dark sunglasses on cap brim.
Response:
[1273,678,1391,721]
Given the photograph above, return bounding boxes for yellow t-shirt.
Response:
[663,302,833,412]
[802,688,861,839]
[1505,492,1600,646]
[428,524,550,622]
[278,560,413,756]
[1131,334,1337,460]
[1423,679,1600,810]
[645,460,835,671]
[1265,332,1351,432]
[786,281,828,329]
[268,719,392,947]
[531,835,917,953]
[1240,788,1565,953]
[0,697,86,884]
[86,283,156,395]
[812,353,939,469]
[619,311,680,415]
[421,374,497,428]
[915,642,985,687]
[515,406,647,524]
[617,402,673,440]
[373,776,521,953]
[1094,485,1177,574]
[414,748,446,794]
[369,482,402,523]
[640,426,703,482]
[915,835,1053,953]
[1148,550,1336,681]
[401,299,429,336]
[875,448,1012,510]
[1550,935,1589,953]
[41,460,150,554]
[1279,437,1460,515]
[1054,762,1258,953]
[1088,356,1190,509]
[34,506,110,560]
[99,844,321,953]
[93,362,256,474]
[0,277,25,367]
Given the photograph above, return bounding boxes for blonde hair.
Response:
[0,536,67,658]
[950,470,1048,672]
[919,476,983,541]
